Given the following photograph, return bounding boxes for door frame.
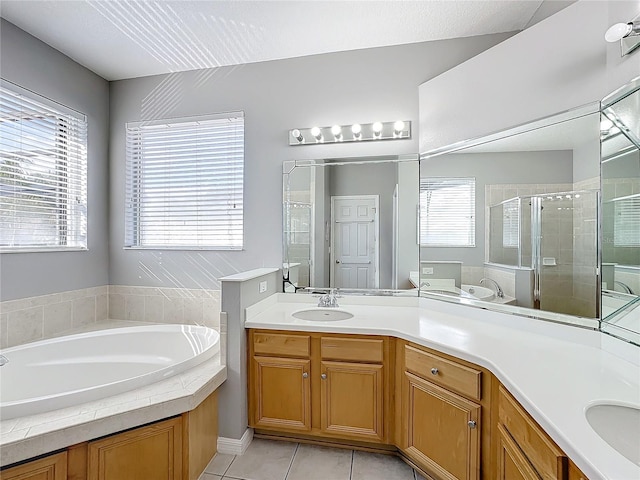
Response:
[330,195,380,289]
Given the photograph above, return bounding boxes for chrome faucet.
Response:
[614,281,635,295]
[0,355,8,367]
[318,288,340,308]
[480,278,504,298]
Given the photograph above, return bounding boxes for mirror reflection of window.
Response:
[419,177,476,247]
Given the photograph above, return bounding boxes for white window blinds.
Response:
[502,199,520,248]
[0,82,88,251]
[420,177,475,247]
[125,113,244,249]
[614,195,640,247]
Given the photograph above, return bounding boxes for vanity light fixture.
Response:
[292,129,304,143]
[351,123,362,140]
[605,15,640,56]
[372,122,383,139]
[288,120,411,145]
[311,126,323,142]
[331,125,343,141]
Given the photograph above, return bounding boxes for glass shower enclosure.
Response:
[489,190,599,318]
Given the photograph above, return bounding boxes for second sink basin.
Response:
[292,308,354,322]
[585,403,640,466]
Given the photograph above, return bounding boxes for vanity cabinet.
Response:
[401,343,484,480]
[248,330,390,443]
[0,452,67,480]
[498,385,567,480]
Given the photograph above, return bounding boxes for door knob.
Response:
[302,372,308,378]
[321,373,327,380]
[431,368,439,375]
[335,260,341,264]
[468,420,477,429]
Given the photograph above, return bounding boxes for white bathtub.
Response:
[0,325,220,420]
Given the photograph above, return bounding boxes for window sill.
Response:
[123,246,243,251]
[0,247,88,254]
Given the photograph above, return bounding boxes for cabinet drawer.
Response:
[498,386,567,480]
[321,337,384,363]
[253,332,310,357]
[405,345,481,400]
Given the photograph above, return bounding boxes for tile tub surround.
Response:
[108,285,221,329]
[0,318,227,467]
[198,439,426,480]
[245,293,640,480]
[0,286,109,348]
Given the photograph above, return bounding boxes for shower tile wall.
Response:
[286,190,312,287]
[0,286,109,348]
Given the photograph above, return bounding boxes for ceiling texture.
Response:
[0,0,573,81]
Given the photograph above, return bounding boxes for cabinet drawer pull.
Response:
[321,373,327,380]
[431,367,439,375]
[302,372,308,378]
[468,420,477,429]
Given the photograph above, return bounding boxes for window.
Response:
[419,177,475,247]
[0,82,87,251]
[502,199,520,248]
[125,112,244,249]
[614,195,640,247]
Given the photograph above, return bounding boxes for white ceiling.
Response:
[0,0,562,81]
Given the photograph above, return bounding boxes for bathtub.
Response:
[0,324,220,420]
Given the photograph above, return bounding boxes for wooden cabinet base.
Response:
[2,391,218,480]
[0,452,67,480]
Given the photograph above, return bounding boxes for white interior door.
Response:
[330,195,379,288]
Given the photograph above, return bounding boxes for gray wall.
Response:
[0,20,110,301]
[108,33,513,291]
[420,150,573,266]
[419,0,640,153]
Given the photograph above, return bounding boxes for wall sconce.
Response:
[605,15,640,56]
[289,120,411,145]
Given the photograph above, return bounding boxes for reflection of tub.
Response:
[461,284,495,301]
[0,325,220,420]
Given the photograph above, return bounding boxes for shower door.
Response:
[533,191,599,317]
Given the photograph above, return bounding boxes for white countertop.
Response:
[245,293,640,480]
[0,321,227,467]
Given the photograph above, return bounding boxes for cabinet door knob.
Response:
[302,372,308,378]
[430,368,439,375]
[321,373,327,380]
[468,420,477,429]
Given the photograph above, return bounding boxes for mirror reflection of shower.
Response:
[488,190,598,317]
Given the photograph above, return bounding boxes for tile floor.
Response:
[199,439,428,480]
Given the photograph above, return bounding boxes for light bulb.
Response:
[605,22,633,42]
[393,120,406,136]
[372,122,383,138]
[311,126,323,141]
[292,129,304,143]
[351,123,362,139]
[331,125,342,140]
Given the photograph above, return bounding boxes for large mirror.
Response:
[600,77,640,345]
[418,104,602,328]
[283,154,419,292]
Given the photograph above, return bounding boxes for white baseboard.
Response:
[217,428,254,455]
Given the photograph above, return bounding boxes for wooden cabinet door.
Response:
[251,356,311,431]
[0,452,67,480]
[87,417,182,480]
[320,361,384,442]
[404,372,480,480]
[498,424,542,480]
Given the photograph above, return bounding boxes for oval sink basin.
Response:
[586,403,640,465]
[292,308,354,322]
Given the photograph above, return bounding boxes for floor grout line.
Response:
[283,442,300,480]
[221,453,237,478]
[349,449,354,480]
